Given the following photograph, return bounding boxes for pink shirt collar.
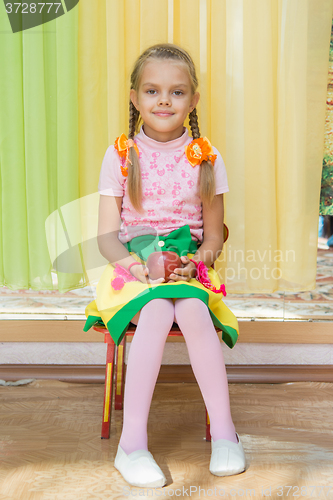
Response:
[135,125,192,151]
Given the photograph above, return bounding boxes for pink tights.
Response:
[118,297,237,455]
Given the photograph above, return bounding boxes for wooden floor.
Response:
[1,380,333,500]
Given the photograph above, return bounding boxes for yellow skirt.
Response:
[84,251,239,348]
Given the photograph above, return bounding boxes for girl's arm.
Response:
[192,193,225,268]
[97,195,141,269]
[169,194,225,281]
[97,195,164,284]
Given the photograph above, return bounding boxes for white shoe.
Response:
[114,444,167,488]
[209,432,246,476]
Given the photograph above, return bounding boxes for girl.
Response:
[84,43,246,488]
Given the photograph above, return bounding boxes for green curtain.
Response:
[0,7,84,291]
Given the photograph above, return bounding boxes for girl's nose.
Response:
[158,95,171,106]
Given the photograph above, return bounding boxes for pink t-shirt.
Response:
[98,126,229,244]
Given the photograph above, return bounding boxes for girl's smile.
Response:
[153,111,174,117]
[130,59,200,142]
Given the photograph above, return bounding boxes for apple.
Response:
[146,251,182,281]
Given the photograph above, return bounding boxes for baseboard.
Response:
[1,364,333,383]
[1,320,333,343]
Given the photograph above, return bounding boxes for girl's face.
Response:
[130,59,200,142]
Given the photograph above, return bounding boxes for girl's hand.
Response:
[167,256,197,283]
[130,264,165,285]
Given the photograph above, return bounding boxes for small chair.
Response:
[93,323,221,441]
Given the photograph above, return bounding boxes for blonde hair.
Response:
[127,43,216,212]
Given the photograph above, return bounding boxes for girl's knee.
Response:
[175,297,207,312]
[131,298,175,325]
[174,297,210,322]
[145,297,174,312]
[150,297,174,306]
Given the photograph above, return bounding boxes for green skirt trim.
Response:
[83,315,104,331]
[84,282,238,349]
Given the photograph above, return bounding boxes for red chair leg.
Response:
[115,335,126,410]
[206,408,211,442]
[101,337,116,439]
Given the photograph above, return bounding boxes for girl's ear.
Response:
[130,89,139,111]
[190,92,200,113]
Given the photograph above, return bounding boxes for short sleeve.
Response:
[212,146,229,195]
[98,145,125,196]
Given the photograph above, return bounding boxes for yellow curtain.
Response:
[76,0,333,293]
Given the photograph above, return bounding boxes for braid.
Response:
[188,108,216,204]
[128,101,139,138]
[189,108,200,139]
[127,100,143,212]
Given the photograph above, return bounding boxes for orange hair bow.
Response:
[185,137,217,167]
[114,133,140,177]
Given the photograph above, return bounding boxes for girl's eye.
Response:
[146,89,183,96]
